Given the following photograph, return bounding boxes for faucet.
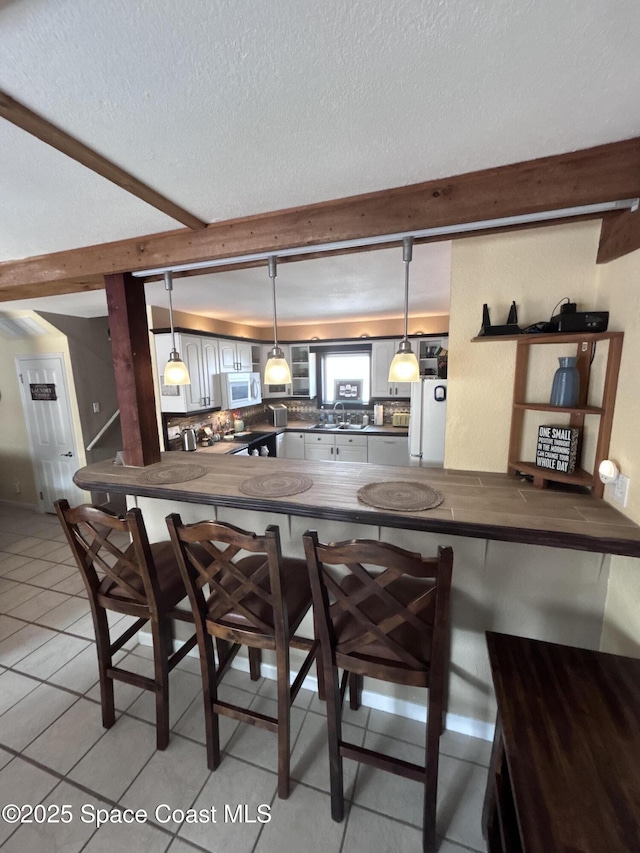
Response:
[333,401,345,423]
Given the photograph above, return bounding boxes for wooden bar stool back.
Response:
[55,499,196,750]
[166,514,318,799]
[302,532,453,853]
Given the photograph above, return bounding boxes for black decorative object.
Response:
[478,302,522,336]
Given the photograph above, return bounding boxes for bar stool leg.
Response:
[152,616,172,750]
[93,606,116,730]
[276,642,291,799]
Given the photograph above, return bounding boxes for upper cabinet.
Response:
[371,339,412,398]
[155,333,221,413]
[290,344,317,398]
[261,343,292,398]
[371,336,448,397]
[219,340,256,373]
[418,337,448,377]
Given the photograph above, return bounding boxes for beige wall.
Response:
[445,221,640,666]
[594,249,640,655]
[445,220,602,471]
[150,304,449,342]
[0,313,86,506]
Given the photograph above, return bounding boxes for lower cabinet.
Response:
[277,430,408,464]
[367,435,410,466]
[280,432,305,459]
[303,432,368,463]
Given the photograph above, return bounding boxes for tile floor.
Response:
[0,503,490,853]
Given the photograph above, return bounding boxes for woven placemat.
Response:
[239,472,313,498]
[357,481,444,512]
[138,463,208,485]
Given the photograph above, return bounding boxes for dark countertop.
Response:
[73,453,640,557]
[188,420,409,455]
[485,632,640,852]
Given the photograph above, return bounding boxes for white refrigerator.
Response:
[408,379,447,465]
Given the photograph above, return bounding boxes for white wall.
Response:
[0,314,85,506]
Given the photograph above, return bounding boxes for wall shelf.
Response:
[477,331,625,497]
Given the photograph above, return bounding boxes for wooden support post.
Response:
[105,272,160,467]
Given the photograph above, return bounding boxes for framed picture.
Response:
[335,379,362,401]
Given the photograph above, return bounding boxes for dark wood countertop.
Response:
[73,454,640,557]
[485,632,640,852]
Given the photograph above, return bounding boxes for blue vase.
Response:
[550,357,579,407]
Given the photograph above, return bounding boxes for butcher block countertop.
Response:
[73,454,640,558]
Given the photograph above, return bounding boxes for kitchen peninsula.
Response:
[74,452,640,730]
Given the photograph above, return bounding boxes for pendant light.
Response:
[388,235,420,383]
[264,255,292,385]
[162,271,191,385]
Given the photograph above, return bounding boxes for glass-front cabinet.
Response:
[290,344,316,398]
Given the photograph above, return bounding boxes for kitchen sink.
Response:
[310,423,368,431]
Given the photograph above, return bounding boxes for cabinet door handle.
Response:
[332,447,335,455]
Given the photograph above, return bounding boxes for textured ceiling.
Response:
[1,0,639,322]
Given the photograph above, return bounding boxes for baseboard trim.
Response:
[139,633,495,742]
[0,499,39,511]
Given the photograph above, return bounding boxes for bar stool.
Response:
[166,514,318,799]
[55,500,197,750]
[302,531,453,853]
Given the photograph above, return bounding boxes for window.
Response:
[312,344,371,407]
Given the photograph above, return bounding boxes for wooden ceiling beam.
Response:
[0,136,639,294]
[0,89,207,231]
[597,208,640,263]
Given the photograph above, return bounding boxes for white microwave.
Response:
[221,372,262,410]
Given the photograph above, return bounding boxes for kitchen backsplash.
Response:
[164,397,410,449]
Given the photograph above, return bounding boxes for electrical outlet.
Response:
[612,473,630,508]
[92,402,101,413]
[13,482,20,494]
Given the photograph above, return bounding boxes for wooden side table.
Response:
[483,631,640,853]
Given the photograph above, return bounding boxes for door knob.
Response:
[60,451,73,457]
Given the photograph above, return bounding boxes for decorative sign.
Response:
[30,383,57,401]
[536,425,579,473]
[335,379,362,400]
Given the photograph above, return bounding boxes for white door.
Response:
[16,354,85,513]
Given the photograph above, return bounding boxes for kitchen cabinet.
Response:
[262,343,292,398]
[155,333,221,413]
[418,336,448,378]
[290,344,317,398]
[371,339,413,398]
[219,339,256,373]
[279,431,305,459]
[367,434,410,466]
[303,431,368,463]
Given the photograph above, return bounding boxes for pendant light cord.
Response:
[268,255,279,348]
[402,235,413,342]
[164,271,177,352]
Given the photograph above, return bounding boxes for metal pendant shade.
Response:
[163,271,191,385]
[388,236,420,383]
[264,256,292,385]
